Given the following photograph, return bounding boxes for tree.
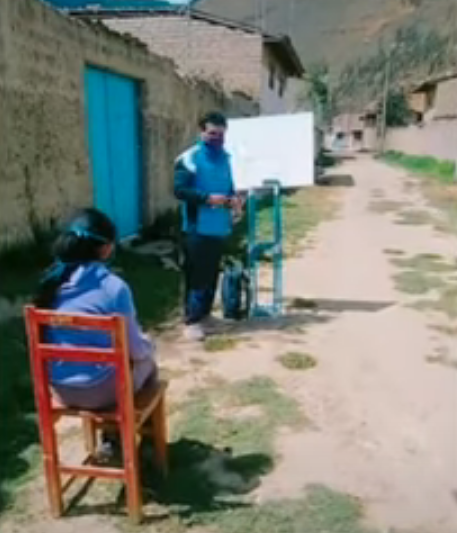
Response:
[298,62,333,126]
[385,90,411,127]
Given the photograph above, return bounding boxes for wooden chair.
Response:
[24,306,168,524]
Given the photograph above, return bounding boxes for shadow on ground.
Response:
[67,438,273,522]
[288,297,395,314]
[317,174,355,187]
[204,298,394,337]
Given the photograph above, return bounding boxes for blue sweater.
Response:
[174,142,235,238]
[47,263,155,388]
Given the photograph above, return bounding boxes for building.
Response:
[1,0,245,245]
[407,71,457,123]
[384,71,457,162]
[70,8,304,115]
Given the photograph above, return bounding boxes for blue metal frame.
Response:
[247,180,283,318]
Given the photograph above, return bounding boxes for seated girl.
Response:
[34,208,157,414]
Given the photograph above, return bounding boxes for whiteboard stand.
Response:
[247,179,283,318]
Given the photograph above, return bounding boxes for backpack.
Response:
[221,259,251,320]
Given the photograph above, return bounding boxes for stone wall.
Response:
[0,0,236,245]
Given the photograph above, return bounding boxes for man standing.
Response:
[174,111,239,341]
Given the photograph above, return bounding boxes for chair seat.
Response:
[52,380,168,427]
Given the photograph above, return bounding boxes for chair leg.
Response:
[83,418,97,455]
[152,395,168,478]
[121,423,142,524]
[42,426,64,517]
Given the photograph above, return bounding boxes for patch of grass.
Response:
[391,253,455,295]
[204,335,238,353]
[115,250,180,329]
[411,285,457,319]
[189,484,373,533]
[391,253,455,273]
[395,209,434,226]
[173,376,304,457]
[279,352,317,371]
[228,188,337,260]
[382,152,457,237]
[383,151,456,184]
[0,319,40,513]
[393,271,446,295]
[0,242,51,301]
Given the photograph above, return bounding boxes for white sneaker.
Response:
[184,323,205,341]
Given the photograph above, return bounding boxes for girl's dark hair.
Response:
[34,208,116,309]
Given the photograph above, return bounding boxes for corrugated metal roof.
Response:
[43,0,199,10]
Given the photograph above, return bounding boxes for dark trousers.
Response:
[183,233,224,325]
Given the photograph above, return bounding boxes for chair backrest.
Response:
[24,306,134,415]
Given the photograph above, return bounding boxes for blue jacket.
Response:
[174,142,235,238]
[47,263,155,388]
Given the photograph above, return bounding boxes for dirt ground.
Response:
[2,156,456,533]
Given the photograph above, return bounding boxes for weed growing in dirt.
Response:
[412,285,457,319]
[391,254,454,272]
[204,336,238,353]
[391,254,455,295]
[279,352,317,371]
[395,209,435,226]
[393,271,446,295]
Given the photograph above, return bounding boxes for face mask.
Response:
[205,136,224,149]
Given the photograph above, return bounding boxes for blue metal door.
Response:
[84,66,141,239]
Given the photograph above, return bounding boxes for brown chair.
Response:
[24,305,168,523]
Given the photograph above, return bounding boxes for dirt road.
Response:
[262,156,457,532]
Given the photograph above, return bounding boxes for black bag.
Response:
[221,259,251,320]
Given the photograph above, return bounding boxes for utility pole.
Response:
[379,46,394,154]
[256,0,266,32]
[185,1,192,73]
[288,0,296,38]
[451,5,457,181]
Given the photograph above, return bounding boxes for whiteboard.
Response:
[226,113,315,191]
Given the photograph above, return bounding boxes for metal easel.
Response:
[247,179,283,318]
